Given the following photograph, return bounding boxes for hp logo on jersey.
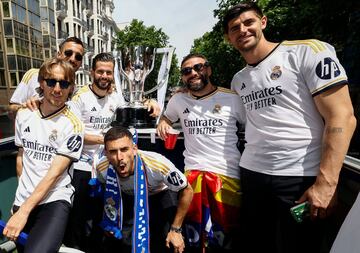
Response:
[167,171,184,186]
[316,57,341,80]
[67,135,82,152]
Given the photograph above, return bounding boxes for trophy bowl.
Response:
[112,46,156,128]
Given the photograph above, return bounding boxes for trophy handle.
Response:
[144,68,168,96]
[143,48,173,96]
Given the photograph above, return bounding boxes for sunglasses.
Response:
[44,79,72,89]
[181,62,209,76]
[64,50,83,61]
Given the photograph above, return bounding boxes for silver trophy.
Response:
[112,46,173,128]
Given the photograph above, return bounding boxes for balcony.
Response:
[55,1,67,19]
[85,3,94,16]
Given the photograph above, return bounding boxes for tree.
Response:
[191,0,359,88]
[115,19,180,97]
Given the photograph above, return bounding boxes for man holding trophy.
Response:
[113,45,173,128]
[65,52,161,252]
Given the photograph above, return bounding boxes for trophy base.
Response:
[112,107,156,128]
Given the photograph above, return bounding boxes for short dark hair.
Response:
[181,53,209,67]
[91,52,115,71]
[223,2,264,34]
[104,126,133,149]
[59,37,84,51]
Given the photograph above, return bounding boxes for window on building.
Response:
[8,55,17,70]
[10,72,17,87]
[6,39,14,54]
[3,20,13,36]
[44,49,50,59]
[2,2,10,17]
[0,70,6,87]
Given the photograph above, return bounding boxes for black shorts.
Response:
[13,200,71,253]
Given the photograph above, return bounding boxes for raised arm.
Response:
[298,84,356,218]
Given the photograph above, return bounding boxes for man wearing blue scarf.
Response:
[96,126,193,253]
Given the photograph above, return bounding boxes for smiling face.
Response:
[91,61,114,91]
[105,136,137,178]
[58,41,84,71]
[225,10,267,53]
[181,57,211,93]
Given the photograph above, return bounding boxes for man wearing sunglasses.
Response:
[9,37,84,112]
[157,53,245,252]
[3,57,84,253]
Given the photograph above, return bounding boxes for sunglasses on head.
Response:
[44,79,71,89]
[64,50,83,61]
[180,62,209,76]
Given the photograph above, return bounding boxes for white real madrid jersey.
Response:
[164,87,245,179]
[95,150,188,195]
[231,39,348,176]
[70,85,125,172]
[14,106,84,206]
[10,69,40,104]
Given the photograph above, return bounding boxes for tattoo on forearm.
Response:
[326,127,343,134]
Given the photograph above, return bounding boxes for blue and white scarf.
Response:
[100,154,150,253]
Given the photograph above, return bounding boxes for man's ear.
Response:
[133,144,138,155]
[261,15,267,30]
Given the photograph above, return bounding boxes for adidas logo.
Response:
[24,126,30,132]
[241,82,246,90]
[91,107,97,112]
[183,108,190,114]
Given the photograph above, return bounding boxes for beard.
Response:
[93,76,112,90]
[185,73,209,92]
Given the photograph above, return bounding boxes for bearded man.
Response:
[157,53,245,252]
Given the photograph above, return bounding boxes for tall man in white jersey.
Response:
[2,58,84,253]
[9,37,84,112]
[223,2,356,252]
[157,53,245,252]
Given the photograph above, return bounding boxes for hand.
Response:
[166,231,185,253]
[25,96,41,111]
[3,209,29,242]
[156,118,172,140]
[297,177,337,219]
[143,99,161,117]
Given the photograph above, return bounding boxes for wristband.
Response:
[170,226,182,233]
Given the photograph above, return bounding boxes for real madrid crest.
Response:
[213,104,222,114]
[104,197,117,221]
[49,129,58,142]
[270,66,282,80]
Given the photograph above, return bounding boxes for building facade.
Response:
[0,0,119,104]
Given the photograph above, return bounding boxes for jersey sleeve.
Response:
[140,151,188,192]
[57,114,84,161]
[10,70,39,104]
[163,94,180,123]
[299,40,348,97]
[14,109,25,147]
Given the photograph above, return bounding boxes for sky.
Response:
[112,0,219,62]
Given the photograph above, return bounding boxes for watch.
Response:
[170,226,182,233]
